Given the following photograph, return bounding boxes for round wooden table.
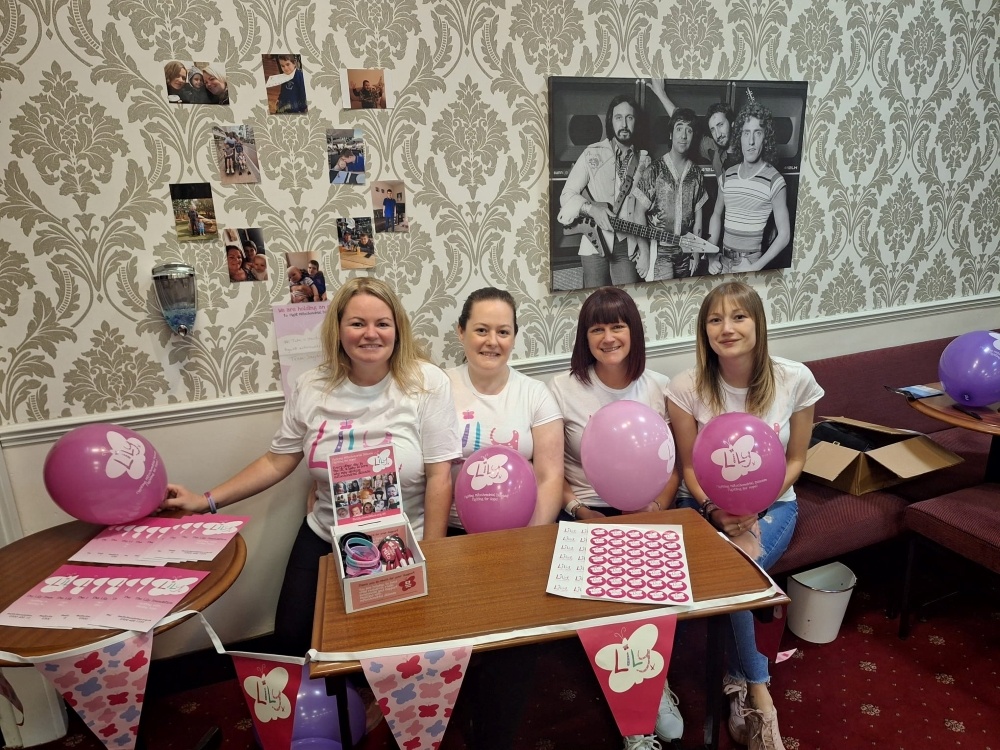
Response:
[0,519,246,663]
[905,385,1000,482]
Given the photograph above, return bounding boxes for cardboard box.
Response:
[803,417,963,495]
[331,517,427,613]
[328,445,428,613]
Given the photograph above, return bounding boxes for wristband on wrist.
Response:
[204,491,218,514]
[566,499,583,519]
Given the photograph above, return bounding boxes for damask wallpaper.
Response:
[0,0,997,427]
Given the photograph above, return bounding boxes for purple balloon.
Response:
[292,664,366,744]
[691,413,785,516]
[455,446,537,533]
[291,740,342,750]
[580,400,676,512]
[939,331,1000,407]
[43,423,168,525]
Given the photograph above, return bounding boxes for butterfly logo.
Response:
[105,431,147,480]
[243,667,292,722]
[594,624,664,693]
[465,454,508,491]
[711,435,762,481]
[368,448,392,472]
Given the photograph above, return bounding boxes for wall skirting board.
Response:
[0,295,994,656]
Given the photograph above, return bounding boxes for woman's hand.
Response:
[161,484,209,514]
[574,505,606,521]
[626,501,663,514]
[706,506,758,537]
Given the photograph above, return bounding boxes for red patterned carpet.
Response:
[27,545,999,750]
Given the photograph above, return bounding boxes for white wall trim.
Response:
[1,293,996,448]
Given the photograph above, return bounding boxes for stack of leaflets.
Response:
[69,514,248,566]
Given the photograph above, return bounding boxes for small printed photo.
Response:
[213,125,260,184]
[284,250,328,303]
[342,69,391,110]
[370,180,408,234]
[223,228,268,283]
[169,183,218,243]
[336,217,376,270]
[263,54,307,114]
[164,61,229,105]
[327,128,367,185]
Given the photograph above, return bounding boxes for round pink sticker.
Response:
[627,577,646,589]
[588,565,607,576]
[609,529,625,539]
[591,528,608,538]
[607,587,626,599]
[647,579,666,591]
[647,568,665,579]
[587,586,606,597]
[608,576,626,587]
[648,590,667,602]
[667,580,688,592]
[587,575,606,586]
[627,589,648,600]
[668,591,690,603]
[662,531,679,542]
[627,529,643,540]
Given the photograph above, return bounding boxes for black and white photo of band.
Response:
[548,77,808,292]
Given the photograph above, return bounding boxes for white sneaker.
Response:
[624,735,663,750]
[654,681,683,741]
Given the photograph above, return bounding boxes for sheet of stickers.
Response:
[546,522,693,605]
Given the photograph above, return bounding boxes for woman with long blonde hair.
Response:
[163,277,461,654]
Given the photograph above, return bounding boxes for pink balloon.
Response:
[691,413,785,516]
[43,423,168,525]
[939,330,1000,407]
[580,400,676,511]
[455,446,537,533]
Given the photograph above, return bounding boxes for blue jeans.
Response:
[677,496,798,683]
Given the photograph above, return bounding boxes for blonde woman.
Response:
[163,278,462,654]
[667,281,823,750]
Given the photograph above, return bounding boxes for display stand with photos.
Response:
[327,446,428,613]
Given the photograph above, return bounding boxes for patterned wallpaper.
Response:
[0,0,997,427]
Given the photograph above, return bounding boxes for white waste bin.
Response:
[0,667,69,747]
[786,562,857,644]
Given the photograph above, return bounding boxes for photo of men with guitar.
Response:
[548,77,806,292]
[556,94,653,288]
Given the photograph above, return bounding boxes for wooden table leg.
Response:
[703,616,724,750]
[986,436,1000,483]
[327,675,355,750]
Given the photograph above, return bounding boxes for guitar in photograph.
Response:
[563,203,719,255]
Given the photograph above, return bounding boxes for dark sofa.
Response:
[771,335,992,576]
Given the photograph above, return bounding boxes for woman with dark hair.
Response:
[667,281,822,750]
[446,287,564,532]
[161,277,462,655]
[549,286,682,748]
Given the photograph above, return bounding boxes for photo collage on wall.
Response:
[162,59,409,303]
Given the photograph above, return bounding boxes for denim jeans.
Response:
[677,496,798,683]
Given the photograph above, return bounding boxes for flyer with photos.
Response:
[328,445,402,526]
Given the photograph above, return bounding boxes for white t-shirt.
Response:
[549,368,671,508]
[446,364,563,528]
[270,361,462,541]
[666,357,824,504]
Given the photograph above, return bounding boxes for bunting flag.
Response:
[33,630,153,750]
[230,653,306,750]
[361,645,471,750]
[577,612,677,737]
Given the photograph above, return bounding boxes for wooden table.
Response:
[311,508,787,749]
[0,519,247,662]
[904,384,1000,482]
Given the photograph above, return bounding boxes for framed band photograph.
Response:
[548,77,808,292]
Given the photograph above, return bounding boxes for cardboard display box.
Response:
[803,417,963,496]
[327,445,428,613]
[331,516,427,613]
